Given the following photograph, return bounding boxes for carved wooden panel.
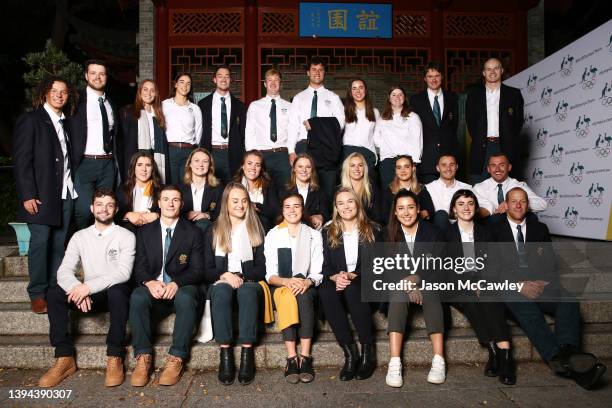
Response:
[260,9,297,36]
[444,13,512,39]
[393,12,429,37]
[170,9,243,36]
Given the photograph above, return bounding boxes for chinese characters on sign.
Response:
[300,3,392,38]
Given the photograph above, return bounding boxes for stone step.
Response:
[1,324,611,370]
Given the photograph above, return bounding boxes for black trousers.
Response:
[318,276,374,345]
[450,295,511,344]
[47,283,131,358]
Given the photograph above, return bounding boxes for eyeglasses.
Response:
[50,89,69,96]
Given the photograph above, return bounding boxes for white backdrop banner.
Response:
[505,20,612,240]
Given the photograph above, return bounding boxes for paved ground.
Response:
[0,361,610,407]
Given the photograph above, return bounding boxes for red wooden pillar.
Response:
[154,0,170,100]
[244,0,258,104]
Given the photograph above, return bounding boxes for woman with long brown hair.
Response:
[119,79,169,184]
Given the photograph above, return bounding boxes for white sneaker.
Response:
[427,355,446,384]
[386,357,403,387]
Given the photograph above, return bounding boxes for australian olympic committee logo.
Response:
[524,112,534,126]
[540,86,553,106]
[544,186,559,206]
[531,167,544,186]
[568,162,584,184]
[535,128,548,147]
[601,82,612,107]
[581,65,598,90]
[594,133,611,158]
[554,99,569,121]
[526,74,538,93]
[587,182,605,207]
[608,33,612,52]
[550,144,564,165]
[575,114,590,138]
[563,206,579,228]
[559,54,574,77]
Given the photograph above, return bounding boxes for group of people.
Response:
[12,56,606,391]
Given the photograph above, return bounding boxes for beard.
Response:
[94,214,114,225]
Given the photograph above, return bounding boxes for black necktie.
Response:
[58,119,70,170]
[433,95,441,126]
[98,96,111,153]
[162,228,172,283]
[220,96,228,139]
[497,184,504,205]
[310,90,317,118]
[516,225,528,267]
[270,98,277,142]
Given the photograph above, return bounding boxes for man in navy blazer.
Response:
[13,77,77,313]
[68,60,121,229]
[490,187,606,390]
[198,66,246,184]
[128,185,205,387]
[466,58,524,184]
[409,62,459,184]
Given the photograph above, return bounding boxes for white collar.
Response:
[507,217,526,229]
[308,85,325,93]
[92,222,116,237]
[161,218,179,231]
[86,86,105,100]
[427,88,442,98]
[214,91,230,101]
[43,103,65,124]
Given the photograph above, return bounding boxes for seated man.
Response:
[425,154,471,232]
[39,188,135,388]
[489,187,606,390]
[473,153,546,221]
[129,185,205,387]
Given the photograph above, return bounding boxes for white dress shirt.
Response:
[473,177,547,215]
[426,178,472,213]
[427,88,444,117]
[297,182,309,204]
[84,86,114,155]
[162,98,202,144]
[343,108,379,155]
[507,217,527,249]
[374,112,423,162]
[144,110,156,147]
[44,103,77,200]
[132,186,152,213]
[485,86,500,138]
[287,85,345,153]
[458,225,476,274]
[245,95,291,150]
[227,224,245,274]
[191,182,206,212]
[342,230,359,272]
[211,91,232,145]
[402,227,417,254]
[158,219,179,281]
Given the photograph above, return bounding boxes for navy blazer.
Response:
[178,182,223,222]
[381,186,435,225]
[286,185,331,222]
[13,107,75,226]
[321,223,382,278]
[133,218,205,287]
[198,93,246,178]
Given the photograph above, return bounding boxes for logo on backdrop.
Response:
[531,167,544,186]
[563,206,579,228]
[554,99,569,121]
[540,86,553,106]
[601,82,612,106]
[526,74,538,93]
[559,54,575,77]
[607,34,612,52]
[574,114,591,138]
[544,185,559,206]
[524,112,534,126]
[594,133,611,158]
[580,65,598,90]
[587,182,605,206]
[535,128,549,147]
[550,144,564,165]
[568,162,585,184]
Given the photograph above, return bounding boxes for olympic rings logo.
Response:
[560,68,573,77]
[541,97,552,106]
[588,197,603,207]
[532,179,542,187]
[564,219,577,228]
[555,112,568,122]
[594,147,610,158]
[550,156,562,165]
[582,80,596,90]
[602,96,612,107]
[569,175,583,184]
[576,128,590,138]
[546,198,557,207]
[527,84,537,93]
[536,138,547,147]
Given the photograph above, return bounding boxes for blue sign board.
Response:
[299,2,392,39]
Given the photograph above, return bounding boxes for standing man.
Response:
[245,68,292,193]
[288,57,345,200]
[199,66,246,184]
[39,188,135,388]
[13,76,77,313]
[129,185,205,387]
[466,58,524,184]
[69,59,120,229]
[410,62,459,184]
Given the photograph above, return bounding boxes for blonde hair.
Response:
[326,187,375,249]
[183,148,220,187]
[340,152,372,208]
[389,155,422,194]
[285,153,320,191]
[212,182,265,253]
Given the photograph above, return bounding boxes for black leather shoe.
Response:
[550,345,596,376]
[299,355,315,383]
[355,343,376,380]
[572,363,607,390]
[484,342,499,377]
[284,356,300,384]
[339,343,359,381]
[497,348,516,385]
[218,347,235,385]
[238,347,255,385]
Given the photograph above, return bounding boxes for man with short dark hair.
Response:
[410,62,459,184]
[39,188,135,388]
[199,66,246,184]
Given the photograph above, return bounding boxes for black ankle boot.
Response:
[284,356,300,384]
[238,347,255,385]
[299,355,315,383]
[484,342,499,377]
[339,343,359,381]
[218,347,235,385]
[497,348,516,385]
[355,343,376,380]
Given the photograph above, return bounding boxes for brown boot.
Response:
[158,355,183,386]
[38,357,77,387]
[105,356,125,387]
[130,354,152,387]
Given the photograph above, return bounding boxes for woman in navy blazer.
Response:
[339,152,382,224]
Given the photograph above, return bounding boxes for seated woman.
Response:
[385,189,446,387]
[265,193,324,384]
[319,187,380,381]
[445,189,515,385]
[204,182,266,386]
[285,153,330,230]
[339,152,381,224]
[234,150,279,232]
[381,155,434,224]
[179,148,223,233]
[116,152,160,232]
